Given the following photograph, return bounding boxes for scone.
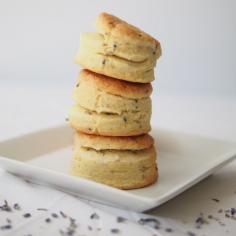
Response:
[69,104,151,136]
[75,12,161,83]
[70,132,158,189]
[69,70,152,136]
[73,69,152,115]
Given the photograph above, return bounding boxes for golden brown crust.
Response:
[70,124,151,137]
[75,131,154,150]
[78,69,152,98]
[96,12,161,51]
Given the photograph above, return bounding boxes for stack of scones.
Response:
[69,13,161,189]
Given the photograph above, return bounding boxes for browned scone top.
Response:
[96,12,161,55]
[74,131,154,150]
[78,69,152,99]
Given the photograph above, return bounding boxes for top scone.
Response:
[75,12,161,83]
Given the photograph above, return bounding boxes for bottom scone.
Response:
[70,132,158,189]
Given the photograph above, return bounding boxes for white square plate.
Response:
[0,125,235,212]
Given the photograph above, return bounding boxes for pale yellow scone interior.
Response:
[71,132,158,189]
[69,104,151,136]
[75,13,161,83]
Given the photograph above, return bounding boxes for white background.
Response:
[0,0,236,94]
